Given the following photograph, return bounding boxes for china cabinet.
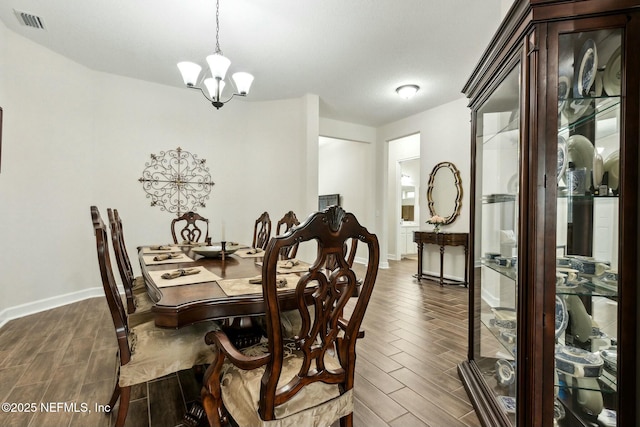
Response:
[457,1,640,427]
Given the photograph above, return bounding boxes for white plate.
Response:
[592,151,604,187]
[603,46,621,96]
[566,134,594,172]
[603,150,619,190]
[576,39,598,97]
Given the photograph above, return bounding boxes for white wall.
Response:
[0,24,319,323]
[318,136,375,263]
[377,98,472,281]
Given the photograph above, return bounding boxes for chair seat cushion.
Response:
[133,290,154,313]
[121,288,154,327]
[254,307,315,339]
[119,320,221,387]
[128,308,154,328]
[221,340,353,427]
[132,276,147,294]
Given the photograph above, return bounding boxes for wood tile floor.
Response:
[0,259,480,427]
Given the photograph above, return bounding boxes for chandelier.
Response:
[177,0,254,109]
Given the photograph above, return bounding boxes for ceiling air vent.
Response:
[14,10,46,30]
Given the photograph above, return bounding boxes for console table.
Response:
[413,231,469,286]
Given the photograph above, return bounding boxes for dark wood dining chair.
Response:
[91,206,221,427]
[326,237,362,297]
[107,208,154,323]
[252,211,271,250]
[171,211,209,244]
[201,205,380,427]
[275,210,300,259]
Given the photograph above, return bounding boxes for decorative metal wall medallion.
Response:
[138,147,214,216]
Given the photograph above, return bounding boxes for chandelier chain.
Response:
[215,0,223,55]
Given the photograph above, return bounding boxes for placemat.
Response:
[149,266,222,288]
[234,248,266,258]
[142,254,194,265]
[217,274,301,296]
[142,245,181,254]
[255,260,311,274]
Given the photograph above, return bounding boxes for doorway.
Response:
[387,134,420,260]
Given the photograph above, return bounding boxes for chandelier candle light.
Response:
[177,0,254,109]
[427,215,446,233]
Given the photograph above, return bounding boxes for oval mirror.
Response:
[427,161,462,225]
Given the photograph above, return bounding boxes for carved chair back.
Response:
[107,208,136,313]
[171,211,209,244]
[252,211,272,250]
[91,206,132,364]
[275,210,300,259]
[259,206,379,420]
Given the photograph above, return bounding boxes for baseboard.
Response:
[355,257,389,269]
[387,253,402,261]
[0,286,108,329]
[420,269,464,283]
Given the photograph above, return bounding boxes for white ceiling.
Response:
[0,0,505,127]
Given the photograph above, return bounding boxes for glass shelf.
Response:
[482,259,517,281]
[555,372,617,394]
[558,96,620,136]
[482,193,517,204]
[555,282,618,298]
[557,193,619,200]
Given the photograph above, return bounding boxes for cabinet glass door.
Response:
[555,28,621,426]
[474,64,521,424]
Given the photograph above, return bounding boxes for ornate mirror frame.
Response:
[426,161,463,225]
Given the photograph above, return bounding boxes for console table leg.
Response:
[439,245,446,286]
[416,242,424,280]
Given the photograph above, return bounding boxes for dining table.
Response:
[138,244,313,329]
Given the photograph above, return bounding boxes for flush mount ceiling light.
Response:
[396,84,420,99]
[177,0,254,109]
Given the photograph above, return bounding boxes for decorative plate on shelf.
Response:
[495,359,516,386]
[555,296,568,338]
[600,347,617,373]
[575,39,598,97]
[557,74,571,112]
[496,395,516,414]
[603,46,621,96]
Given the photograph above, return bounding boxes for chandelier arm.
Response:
[187,85,213,103]
[187,85,247,109]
